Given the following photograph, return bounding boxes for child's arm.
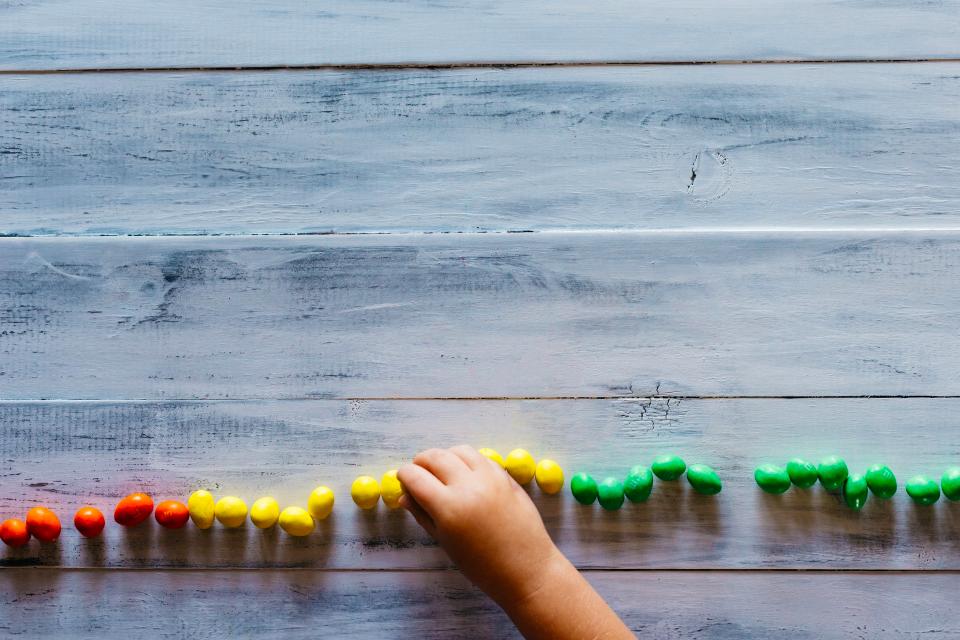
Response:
[398,446,635,640]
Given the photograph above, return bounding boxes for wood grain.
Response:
[2,569,958,639]
[2,0,959,70]
[3,232,960,399]
[2,398,958,569]
[2,65,959,236]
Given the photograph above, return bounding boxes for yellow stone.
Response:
[351,475,380,510]
[505,449,537,485]
[478,448,505,468]
[535,459,565,494]
[381,470,405,509]
[187,489,216,530]
[307,485,335,521]
[214,496,248,528]
[250,497,280,529]
[278,506,315,537]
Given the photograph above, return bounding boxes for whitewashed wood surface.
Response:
[2,65,960,236]
[2,0,959,70]
[3,2,959,635]
[2,232,959,400]
[1,569,957,639]
[1,398,958,569]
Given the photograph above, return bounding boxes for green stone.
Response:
[843,474,869,511]
[865,464,897,499]
[597,477,625,511]
[941,467,960,502]
[786,458,818,488]
[570,472,598,505]
[651,454,686,481]
[817,456,849,492]
[686,464,722,496]
[754,464,791,494]
[905,475,940,506]
[623,465,654,503]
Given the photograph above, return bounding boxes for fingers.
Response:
[398,494,437,539]
[397,463,447,514]
[449,445,488,471]
[413,447,470,485]
[511,477,531,499]
[483,454,510,476]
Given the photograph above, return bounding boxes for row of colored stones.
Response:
[755,457,960,510]
[0,450,553,548]
[567,455,721,510]
[4,452,958,547]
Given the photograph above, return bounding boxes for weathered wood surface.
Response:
[3,232,960,400]
[2,398,958,569]
[2,0,959,71]
[2,569,958,639]
[2,65,960,236]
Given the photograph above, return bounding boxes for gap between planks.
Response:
[4,395,960,405]
[3,567,960,574]
[2,57,960,75]
[9,227,960,240]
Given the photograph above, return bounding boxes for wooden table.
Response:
[2,2,959,637]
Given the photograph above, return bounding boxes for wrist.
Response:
[493,545,572,614]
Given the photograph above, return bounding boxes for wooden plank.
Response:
[1,569,957,639]
[2,1,959,70]
[1,398,958,569]
[2,64,960,236]
[3,232,960,399]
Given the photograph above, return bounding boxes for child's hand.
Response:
[397,445,561,604]
[398,446,634,640]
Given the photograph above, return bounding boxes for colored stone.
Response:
[154,500,190,530]
[505,449,537,485]
[25,506,61,543]
[817,456,848,491]
[843,474,869,511]
[535,459,565,495]
[651,454,686,481]
[250,497,280,529]
[73,506,106,538]
[278,507,315,537]
[381,470,405,509]
[754,464,791,494]
[0,519,30,548]
[786,458,818,489]
[188,490,216,529]
[114,493,154,527]
[570,473,599,505]
[623,465,653,503]
[351,476,380,510]
[214,496,248,528]
[686,464,722,495]
[308,485,336,520]
[905,475,940,505]
[597,477,625,511]
[865,464,897,499]
[941,467,960,502]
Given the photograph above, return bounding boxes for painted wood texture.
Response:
[2,569,958,639]
[2,232,960,400]
[2,0,960,70]
[2,398,958,569]
[3,65,960,236]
